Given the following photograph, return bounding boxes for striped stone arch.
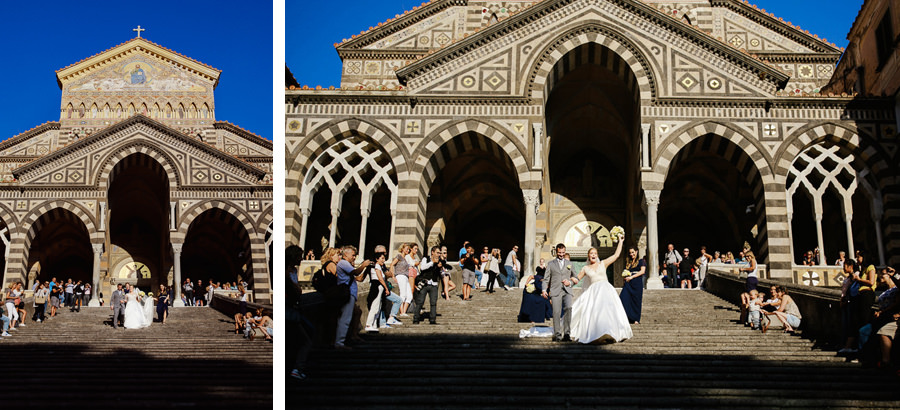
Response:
[526,22,657,104]
[651,121,777,263]
[776,123,898,265]
[286,117,408,190]
[286,118,405,245]
[97,141,181,190]
[0,202,18,234]
[399,119,538,245]
[774,123,890,184]
[176,201,271,303]
[652,121,776,186]
[412,119,536,192]
[3,200,100,286]
[176,200,257,238]
[257,205,273,241]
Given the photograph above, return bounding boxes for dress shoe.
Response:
[562,334,572,342]
[429,321,437,325]
[552,335,561,342]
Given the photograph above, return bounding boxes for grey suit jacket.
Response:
[111,290,125,308]
[542,258,576,296]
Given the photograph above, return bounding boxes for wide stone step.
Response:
[289,289,898,409]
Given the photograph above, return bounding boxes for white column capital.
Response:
[171,243,184,253]
[644,190,661,207]
[91,243,104,254]
[522,189,540,213]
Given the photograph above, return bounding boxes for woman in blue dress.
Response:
[155,284,169,324]
[619,247,646,324]
[517,259,552,323]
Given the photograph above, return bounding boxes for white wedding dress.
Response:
[123,293,152,329]
[570,262,633,343]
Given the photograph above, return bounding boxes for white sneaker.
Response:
[37,319,41,322]
[364,326,379,332]
[9,327,16,331]
[398,313,410,318]
[1,331,10,337]
[387,317,403,325]
[18,323,25,327]
[379,323,391,329]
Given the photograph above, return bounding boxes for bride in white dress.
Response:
[123,285,153,329]
[570,233,634,344]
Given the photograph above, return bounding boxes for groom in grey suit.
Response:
[110,284,125,328]
[542,243,579,342]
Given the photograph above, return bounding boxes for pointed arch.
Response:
[525,22,657,104]
[96,142,181,190]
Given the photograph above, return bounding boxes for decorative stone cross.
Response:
[133,25,145,38]
[764,123,778,136]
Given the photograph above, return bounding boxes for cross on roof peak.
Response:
[133,25,145,38]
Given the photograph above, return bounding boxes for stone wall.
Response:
[705,268,843,346]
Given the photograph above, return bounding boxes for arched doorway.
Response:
[544,42,641,283]
[424,132,525,255]
[659,133,768,262]
[107,152,172,291]
[182,208,253,288]
[27,208,92,285]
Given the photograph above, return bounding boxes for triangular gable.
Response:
[335,0,467,52]
[396,0,792,99]
[0,122,60,156]
[13,115,265,187]
[56,37,221,91]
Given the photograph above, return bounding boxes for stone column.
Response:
[874,206,886,266]
[645,190,663,289]
[840,200,856,258]
[298,208,310,248]
[89,243,103,307]
[172,242,184,307]
[814,213,826,265]
[522,189,540,283]
[532,123,544,170]
[169,201,177,231]
[641,124,651,171]
[99,202,107,231]
[358,209,371,262]
[328,209,340,247]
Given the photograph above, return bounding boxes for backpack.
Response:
[312,266,337,293]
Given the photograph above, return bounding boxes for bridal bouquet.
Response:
[609,226,625,242]
[139,291,146,297]
[148,292,154,298]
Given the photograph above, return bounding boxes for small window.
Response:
[875,9,894,69]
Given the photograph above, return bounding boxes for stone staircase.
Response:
[289,288,900,409]
[1,306,272,408]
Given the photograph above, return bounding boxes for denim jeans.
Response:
[474,270,483,286]
[381,291,402,320]
[0,315,8,332]
[334,295,357,347]
[504,266,517,287]
[749,310,760,328]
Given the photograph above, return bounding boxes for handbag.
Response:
[34,294,47,304]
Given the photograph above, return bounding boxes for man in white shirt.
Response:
[662,244,681,288]
[504,245,520,288]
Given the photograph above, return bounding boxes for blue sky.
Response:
[0,2,273,141]
[287,0,864,87]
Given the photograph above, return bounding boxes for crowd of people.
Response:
[181,278,249,307]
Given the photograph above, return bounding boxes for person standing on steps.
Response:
[439,246,456,300]
[413,246,443,324]
[183,278,194,307]
[459,245,479,301]
[679,248,693,289]
[32,283,49,322]
[620,247,646,324]
[697,246,712,289]
[484,248,506,293]
[72,280,85,312]
[504,245,520,288]
[542,243,577,342]
[334,245,370,349]
[110,283,126,329]
[662,244,681,289]
[156,284,169,324]
[389,243,413,317]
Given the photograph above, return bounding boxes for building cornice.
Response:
[0,122,60,153]
[710,0,843,53]
[335,0,468,49]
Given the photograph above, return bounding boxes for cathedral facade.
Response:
[1,37,274,304]
[286,0,898,285]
